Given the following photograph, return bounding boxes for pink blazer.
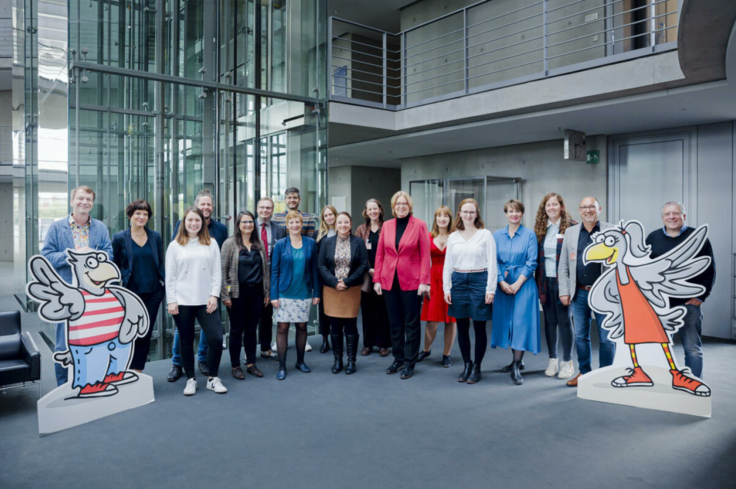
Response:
[373,216,431,291]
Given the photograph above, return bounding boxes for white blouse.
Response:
[442,229,498,294]
[165,238,222,306]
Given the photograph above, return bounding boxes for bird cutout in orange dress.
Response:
[584,220,711,397]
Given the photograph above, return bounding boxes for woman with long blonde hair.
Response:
[315,205,338,353]
[417,205,456,368]
[533,192,576,379]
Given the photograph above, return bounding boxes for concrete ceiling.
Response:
[328,0,415,33]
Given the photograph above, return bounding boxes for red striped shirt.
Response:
[68,290,124,346]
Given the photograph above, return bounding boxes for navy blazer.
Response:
[112,228,166,288]
[317,235,369,289]
[270,236,320,300]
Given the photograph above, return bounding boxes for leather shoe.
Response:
[361,347,372,356]
[198,361,210,376]
[379,348,390,357]
[501,360,525,373]
[294,363,312,373]
[167,365,183,382]
[386,361,404,374]
[567,373,582,387]
[458,362,473,382]
[511,360,523,385]
[442,355,452,368]
[320,339,330,354]
[276,370,287,380]
[246,365,264,378]
[417,350,431,362]
[260,350,278,360]
[467,364,482,384]
[400,367,414,379]
[232,367,245,380]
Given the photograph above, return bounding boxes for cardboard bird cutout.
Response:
[27,250,155,435]
[576,220,712,417]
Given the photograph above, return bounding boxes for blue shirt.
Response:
[282,247,310,300]
[661,223,688,237]
[127,240,159,294]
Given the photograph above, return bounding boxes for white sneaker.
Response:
[544,358,559,377]
[271,342,278,352]
[183,378,197,396]
[206,377,228,394]
[558,361,575,379]
[305,341,312,352]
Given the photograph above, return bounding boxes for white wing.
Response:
[588,268,624,339]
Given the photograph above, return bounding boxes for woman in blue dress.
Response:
[492,199,541,385]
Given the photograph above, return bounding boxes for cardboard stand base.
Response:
[578,366,711,418]
[37,373,155,435]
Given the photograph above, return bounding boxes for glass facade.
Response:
[15,0,328,360]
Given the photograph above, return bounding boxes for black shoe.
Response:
[400,367,414,379]
[417,350,431,362]
[294,363,312,373]
[501,360,525,373]
[386,361,404,374]
[442,355,452,368]
[198,361,210,376]
[458,362,473,382]
[467,364,482,384]
[320,338,331,354]
[345,335,359,375]
[511,360,524,385]
[331,334,344,374]
[167,365,183,382]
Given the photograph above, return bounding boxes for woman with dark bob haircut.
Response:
[112,199,166,372]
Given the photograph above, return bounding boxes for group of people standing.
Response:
[42,185,715,396]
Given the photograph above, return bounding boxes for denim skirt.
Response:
[447,271,492,321]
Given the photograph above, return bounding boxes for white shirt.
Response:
[443,229,498,294]
[165,238,222,305]
[544,219,561,278]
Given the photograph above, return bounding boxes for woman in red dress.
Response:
[418,206,456,367]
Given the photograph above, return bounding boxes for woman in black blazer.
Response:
[112,199,166,372]
[318,212,369,374]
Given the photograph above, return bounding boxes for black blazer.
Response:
[260,220,287,258]
[112,228,165,288]
[318,235,369,289]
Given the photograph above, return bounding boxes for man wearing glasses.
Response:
[558,196,616,387]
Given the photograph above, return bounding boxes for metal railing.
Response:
[329,0,678,110]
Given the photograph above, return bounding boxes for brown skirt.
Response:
[323,286,361,318]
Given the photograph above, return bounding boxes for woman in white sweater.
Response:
[166,207,226,396]
[443,199,497,384]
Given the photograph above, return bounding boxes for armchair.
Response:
[0,311,42,397]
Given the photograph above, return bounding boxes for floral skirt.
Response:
[275,298,311,323]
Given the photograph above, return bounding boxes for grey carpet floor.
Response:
[1,289,735,488]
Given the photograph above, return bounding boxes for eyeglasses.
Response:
[579,205,598,211]
[394,203,409,207]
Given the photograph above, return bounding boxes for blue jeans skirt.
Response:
[447,271,492,321]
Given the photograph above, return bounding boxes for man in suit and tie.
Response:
[256,197,287,359]
[558,196,616,387]
[41,185,114,386]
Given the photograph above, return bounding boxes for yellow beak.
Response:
[585,243,619,265]
[84,262,120,288]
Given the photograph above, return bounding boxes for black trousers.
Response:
[173,305,223,379]
[361,289,391,349]
[258,303,274,352]
[129,286,165,371]
[330,317,359,336]
[383,277,422,367]
[318,302,330,337]
[226,284,264,367]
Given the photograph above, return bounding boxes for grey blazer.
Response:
[558,221,614,300]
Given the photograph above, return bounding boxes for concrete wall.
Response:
[327,165,401,230]
[400,136,609,228]
[0,90,10,163]
[0,182,12,261]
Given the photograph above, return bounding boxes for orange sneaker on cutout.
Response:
[670,369,711,397]
[78,382,118,398]
[611,367,653,388]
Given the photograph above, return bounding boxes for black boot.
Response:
[511,360,523,385]
[345,335,359,375]
[458,362,473,383]
[467,364,482,384]
[331,334,343,374]
[320,335,331,354]
[501,360,525,373]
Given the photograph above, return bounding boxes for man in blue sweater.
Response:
[645,201,715,379]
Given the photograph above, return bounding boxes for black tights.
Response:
[456,318,488,365]
[513,349,525,362]
[277,322,307,369]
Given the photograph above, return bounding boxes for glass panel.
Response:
[446,178,485,220]
[485,178,520,231]
[410,179,443,225]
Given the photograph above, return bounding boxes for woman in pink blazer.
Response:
[373,191,431,379]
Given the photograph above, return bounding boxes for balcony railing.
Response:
[328,0,678,110]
